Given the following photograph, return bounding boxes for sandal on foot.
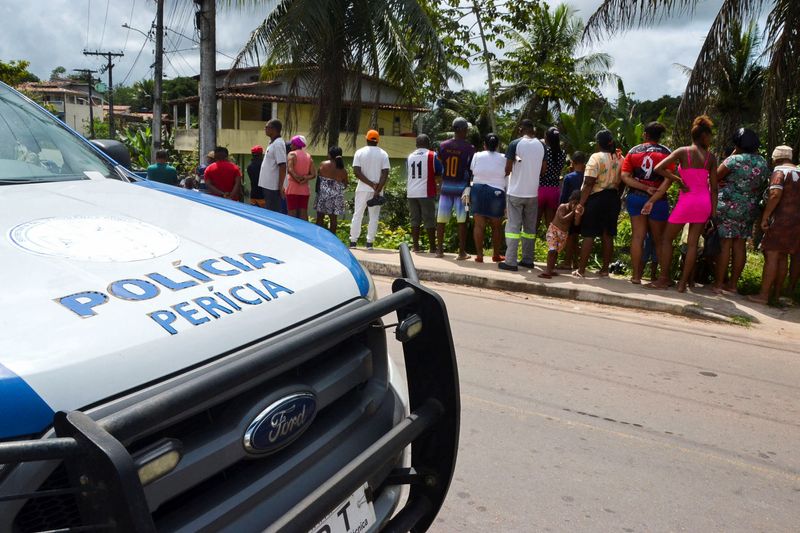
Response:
[538,272,553,279]
[474,256,484,263]
[492,255,506,263]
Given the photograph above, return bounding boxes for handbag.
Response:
[703,220,721,257]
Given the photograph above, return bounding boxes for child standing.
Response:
[558,152,586,269]
[540,191,584,278]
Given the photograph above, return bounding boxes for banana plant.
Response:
[559,101,597,154]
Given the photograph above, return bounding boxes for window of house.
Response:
[339,110,358,133]
[393,116,401,136]
[239,100,273,122]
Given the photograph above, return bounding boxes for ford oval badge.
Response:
[243,392,317,454]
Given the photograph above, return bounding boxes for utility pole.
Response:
[83,50,124,137]
[153,0,165,161]
[195,0,217,157]
[472,1,497,133]
[73,68,98,138]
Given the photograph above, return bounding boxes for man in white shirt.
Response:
[406,134,443,253]
[500,119,547,271]
[350,130,390,249]
[258,119,287,213]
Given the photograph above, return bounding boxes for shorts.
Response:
[538,186,560,213]
[581,189,622,238]
[286,194,309,211]
[408,197,436,229]
[471,183,505,219]
[262,188,282,213]
[626,191,670,222]
[437,194,468,224]
[546,223,569,252]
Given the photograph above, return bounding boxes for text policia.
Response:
[55,252,295,335]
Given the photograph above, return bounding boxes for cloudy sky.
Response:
[1,0,729,101]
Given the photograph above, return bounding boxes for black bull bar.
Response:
[0,243,460,532]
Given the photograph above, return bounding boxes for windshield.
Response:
[0,84,117,184]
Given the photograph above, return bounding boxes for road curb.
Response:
[359,258,738,324]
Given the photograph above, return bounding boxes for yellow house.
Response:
[169,67,425,161]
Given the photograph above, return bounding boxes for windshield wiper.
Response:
[0,178,63,185]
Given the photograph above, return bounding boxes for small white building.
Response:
[16,80,104,137]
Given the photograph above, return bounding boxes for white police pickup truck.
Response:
[0,82,460,532]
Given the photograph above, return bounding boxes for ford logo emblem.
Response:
[243,392,317,454]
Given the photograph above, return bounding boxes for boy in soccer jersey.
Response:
[437,117,476,260]
[406,134,443,252]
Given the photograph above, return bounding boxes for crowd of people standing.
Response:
[149,114,800,305]
[391,114,800,302]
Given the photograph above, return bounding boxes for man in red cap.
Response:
[350,129,390,249]
[247,145,265,207]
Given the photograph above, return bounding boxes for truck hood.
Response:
[0,179,368,438]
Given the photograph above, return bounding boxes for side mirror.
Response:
[90,139,132,169]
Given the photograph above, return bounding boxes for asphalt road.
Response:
[376,278,800,533]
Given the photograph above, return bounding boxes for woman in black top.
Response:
[539,127,568,231]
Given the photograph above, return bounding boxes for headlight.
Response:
[360,263,377,302]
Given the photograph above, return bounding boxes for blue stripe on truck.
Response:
[0,363,54,438]
[133,180,370,296]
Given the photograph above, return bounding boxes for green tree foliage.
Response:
[425,0,537,127]
[779,97,800,155]
[163,76,198,102]
[0,59,39,86]
[494,3,616,129]
[228,0,451,148]
[113,85,137,106]
[636,95,681,126]
[131,79,155,112]
[709,20,764,152]
[584,0,800,147]
[559,101,600,154]
[49,66,67,80]
[424,0,536,70]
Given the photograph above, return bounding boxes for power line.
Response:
[164,24,236,60]
[84,49,125,136]
[73,68,98,138]
[98,0,111,48]
[86,0,91,48]
[122,0,137,51]
[120,20,155,85]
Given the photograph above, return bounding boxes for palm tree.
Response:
[584,0,799,147]
[712,20,765,151]
[132,79,155,112]
[494,3,616,128]
[228,0,450,148]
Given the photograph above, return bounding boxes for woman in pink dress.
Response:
[285,135,316,220]
[642,116,718,292]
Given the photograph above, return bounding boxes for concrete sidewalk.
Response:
[352,247,800,326]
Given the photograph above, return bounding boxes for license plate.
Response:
[308,483,376,533]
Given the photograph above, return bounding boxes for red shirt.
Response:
[621,142,674,188]
[204,160,242,200]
